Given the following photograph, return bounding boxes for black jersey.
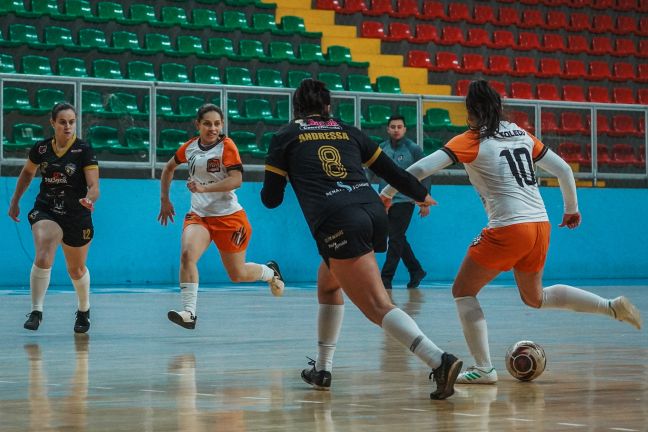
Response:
[263,116,427,233]
[28,137,98,217]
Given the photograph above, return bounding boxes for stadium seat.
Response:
[586,113,611,135]
[338,0,367,14]
[92,1,125,22]
[496,7,519,26]
[19,88,65,115]
[92,59,122,79]
[326,45,368,68]
[176,96,205,120]
[486,55,512,75]
[456,80,470,96]
[158,129,189,156]
[640,17,648,36]
[111,127,149,155]
[335,102,356,124]
[411,24,438,43]
[637,145,646,169]
[546,11,568,30]
[540,34,565,52]
[615,16,637,35]
[423,137,444,156]
[142,33,174,54]
[106,92,146,119]
[588,62,611,80]
[638,64,648,83]
[361,21,385,39]
[491,30,514,49]
[592,15,613,33]
[589,86,611,103]
[121,3,159,25]
[193,65,221,85]
[57,57,87,77]
[508,110,535,134]
[111,31,141,51]
[0,53,16,73]
[287,70,312,88]
[537,83,560,100]
[126,61,155,81]
[537,58,562,78]
[639,89,648,104]
[280,16,321,38]
[364,104,393,128]
[563,85,586,102]
[570,13,591,31]
[471,4,496,24]
[299,43,327,64]
[557,142,587,164]
[252,13,277,32]
[585,144,612,167]
[591,37,613,56]
[563,60,586,79]
[316,0,341,10]
[225,66,253,86]
[459,54,485,74]
[175,35,204,56]
[374,76,401,93]
[143,94,174,118]
[61,0,93,19]
[592,0,614,9]
[518,32,541,51]
[613,87,635,104]
[81,90,108,115]
[565,35,589,54]
[87,125,119,151]
[437,26,464,45]
[269,41,297,62]
[318,72,345,91]
[541,111,560,134]
[398,105,418,128]
[347,74,373,92]
[392,0,420,18]
[610,115,642,137]
[44,26,75,48]
[489,80,507,97]
[363,0,393,16]
[79,28,109,49]
[186,8,219,29]
[238,39,267,61]
[240,98,279,124]
[384,22,412,41]
[230,131,263,157]
[465,28,492,48]
[276,99,290,122]
[157,6,188,27]
[9,24,41,46]
[610,143,640,167]
[430,52,459,72]
[424,108,464,132]
[513,57,537,77]
[6,123,44,151]
[407,50,432,69]
[31,0,60,16]
[510,82,534,99]
[160,63,189,83]
[614,39,636,57]
[21,55,53,75]
[612,63,635,81]
[559,112,588,135]
[520,9,545,28]
[257,68,283,87]
[421,0,447,20]
[204,37,235,59]
[447,2,470,22]
[222,10,249,31]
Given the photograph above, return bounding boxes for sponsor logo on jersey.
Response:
[296,118,342,130]
[71,149,82,153]
[207,158,221,173]
[38,145,47,154]
[65,163,76,176]
[44,172,68,184]
[298,131,349,143]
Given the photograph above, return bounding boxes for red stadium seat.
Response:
[588,61,611,81]
[447,3,470,22]
[611,115,642,137]
[590,37,613,56]
[568,0,591,8]
[472,5,496,24]
[592,15,614,33]
[559,112,588,135]
[612,63,635,81]
[465,28,491,47]
[537,58,562,78]
[639,89,648,104]
[610,144,640,167]
[639,40,648,58]
[437,26,464,45]
[541,111,560,134]
[363,0,393,16]
[496,7,519,26]
[614,39,636,57]
[430,52,459,71]
[638,64,648,82]
[616,0,638,11]
[537,83,560,100]
[392,0,421,18]
[407,50,433,68]
[563,85,586,102]
[421,0,446,20]
[384,22,412,41]
[546,11,568,30]
[491,30,515,49]
[456,79,470,96]
[639,17,648,36]
[563,60,586,79]
[613,87,636,104]
[587,144,612,166]
[510,82,534,99]
[638,145,646,169]
[542,34,565,52]
[589,86,611,103]
[520,10,545,28]
[411,24,439,43]
[557,142,587,164]
[592,0,614,9]
[316,0,341,10]
[460,54,485,74]
[361,21,385,39]
[338,0,367,14]
[513,57,537,76]
[614,16,637,35]
[566,35,589,54]
[587,113,611,135]
[489,80,508,97]
[569,13,591,32]
[486,55,512,75]
[508,110,535,133]
[517,32,541,51]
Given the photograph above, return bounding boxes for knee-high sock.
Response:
[456,296,492,368]
[541,284,613,317]
[315,304,344,372]
[381,308,444,369]
[258,264,275,282]
[30,265,51,312]
[179,283,198,315]
[71,268,90,312]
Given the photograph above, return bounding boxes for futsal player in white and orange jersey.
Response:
[382,80,642,384]
[158,104,284,329]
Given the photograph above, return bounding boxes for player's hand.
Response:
[379,194,392,212]
[186,180,205,193]
[559,212,581,229]
[8,201,20,222]
[416,194,437,209]
[79,197,94,212]
[158,199,175,226]
[418,204,430,217]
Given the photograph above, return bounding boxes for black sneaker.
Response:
[74,310,90,334]
[429,352,463,400]
[382,277,393,290]
[301,357,332,391]
[24,311,42,331]
[266,260,285,297]
[167,310,197,329]
[407,269,427,289]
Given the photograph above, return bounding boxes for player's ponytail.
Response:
[293,78,331,120]
[51,102,76,120]
[466,80,503,139]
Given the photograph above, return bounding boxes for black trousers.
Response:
[381,202,423,282]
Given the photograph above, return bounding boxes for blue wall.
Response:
[1,177,647,288]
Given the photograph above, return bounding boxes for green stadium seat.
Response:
[226,98,242,122]
[205,37,236,59]
[276,99,290,122]
[157,6,188,27]
[79,28,109,49]
[187,8,219,29]
[347,74,373,92]
[120,3,158,25]
[222,10,251,31]
[364,104,393,128]
[0,53,16,73]
[86,1,124,22]
[87,125,119,151]
[31,0,60,16]
[57,57,87,76]
[374,76,401,94]
[252,13,279,33]
[60,0,93,19]
[111,126,149,155]
[398,105,418,128]
[336,102,356,124]
[269,42,297,62]
[299,43,327,65]
[0,28,20,47]
[92,59,123,79]
[6,123,44,151]
[177,95,205,119]
[225,67,253,86]
[193,65,221,84]
[22,55,53,75]
[257,68,284,88]
[9,24,42,47]
[112,31,141,51]
[318,72,345,91]
[140,33,174,54]
[2,0,28,15]
[44,26,76,48]
[229,130,261,155]
[3,87,32,113]
[127,61,156,81]
[280,16,322,38]
[225,0,257,6]
[175,35,204,56]
[21,88,67,115]
[238,39,267,61]
[259,131,274,153]
[287,70,311,88]
[326,45,369,68]
[423,137,444,155]
[423,108,465,132]
[242,98,282,125]
[158,128,189,156]
[143,94,175,118]
[81,90,108,115]
[160,63,189,83]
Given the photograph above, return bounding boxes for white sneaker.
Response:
[168,310,197,329]
[456,366,498,384]
[266,261,284,297]
[611,296,642,330]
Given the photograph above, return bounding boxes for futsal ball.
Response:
[505,340,546,382]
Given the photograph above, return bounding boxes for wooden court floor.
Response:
[0,283,646,431]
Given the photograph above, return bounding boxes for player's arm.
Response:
[366,149,428,202]
[8,159,38,222]
[380,149,453,199]
[187,168,242,193]
[535,148,580,228]
[261,133,288,209]
[158,157,179,225]
[80,166,100,211]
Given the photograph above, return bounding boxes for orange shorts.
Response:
[468,221,550,273]
[183,210,252,253]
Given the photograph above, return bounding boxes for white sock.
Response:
[71,268,91,312]
[30,264,51,312]
[315,304,344,372]
[456,296,492,368]
[180,283,198,315]
[541,284,614,317]
[258,264,275,282]
[381,308,444,369]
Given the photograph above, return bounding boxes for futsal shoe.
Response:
[429,352,463,400]
[456,366,498,384]
[301,358,332,391]
[74,310,90,333]
[24,311,42,331]
[266,260,285,297]
[611,296,642,330]
[407,269,427,289]
[167,310,197,329]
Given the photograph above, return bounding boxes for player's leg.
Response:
[62,241,92,333]
[380,203,412,289]
[301,261,344,390]
[25,218,63,330]
[452,255,501,384]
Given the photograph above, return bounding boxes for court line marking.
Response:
[196,393,215,397]
[454,413,481,417]
[610,428,639,431]
[558,423,586,427]
[0,381,17,384]
[507,418,534,422]
[91,386,113,390]
[347,404,374,408]
[240,396,270,400]
[140,389,165,393]
[296,400,324,404]
[401,408,427,412]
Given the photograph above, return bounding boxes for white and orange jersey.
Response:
[174,135,243,217]
[443,121,549,228]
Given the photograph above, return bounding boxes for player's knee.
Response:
[180,250,197,267]
[521,293,543,309]
[228,271,247,283]
[67,266,85,280]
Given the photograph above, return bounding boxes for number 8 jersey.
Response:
[442,121,549,228]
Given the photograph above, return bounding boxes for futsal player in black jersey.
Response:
[8,103,99,333]
[261,79,462,400]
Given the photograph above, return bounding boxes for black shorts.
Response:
[315,201,388,264]
[28,207,94,247]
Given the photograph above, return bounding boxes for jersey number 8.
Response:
[318,146,347,179]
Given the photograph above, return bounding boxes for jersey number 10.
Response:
[500,148,536,187]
